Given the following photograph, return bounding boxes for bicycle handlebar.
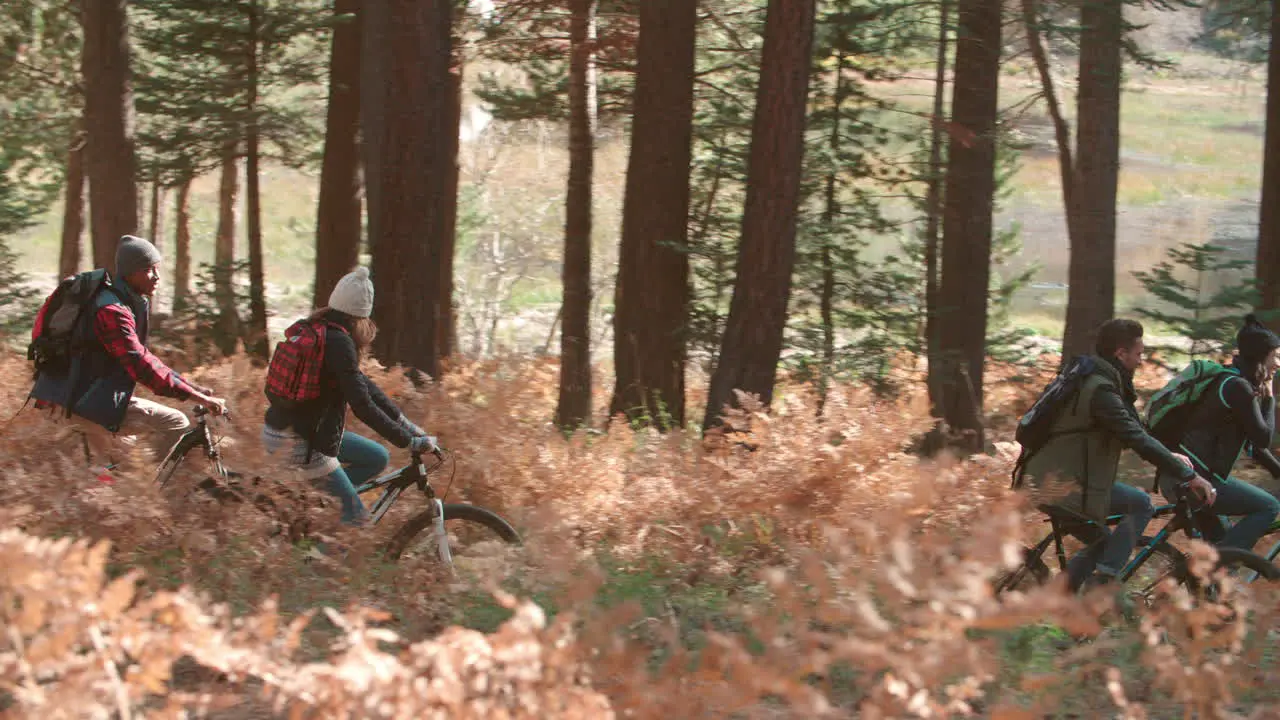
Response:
[192,404,232,421]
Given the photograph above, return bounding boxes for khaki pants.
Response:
[56,397,191,467]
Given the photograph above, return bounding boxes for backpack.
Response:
[1145,359,1238,446]
[27,269,111,377]
[264,319,347,408]
[1011,355,1098,488]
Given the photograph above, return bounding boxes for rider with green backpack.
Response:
[1148,314,1280,551]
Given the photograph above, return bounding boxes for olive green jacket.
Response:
[1021,356,1194,521]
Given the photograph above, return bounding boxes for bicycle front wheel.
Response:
[1131,545,1279,604]
[384,502,521,564]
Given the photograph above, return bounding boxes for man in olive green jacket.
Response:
[1021,319,1205,590]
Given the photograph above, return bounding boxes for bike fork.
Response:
[433,499,453,566]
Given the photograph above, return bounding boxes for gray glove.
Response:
[409,435,440,454]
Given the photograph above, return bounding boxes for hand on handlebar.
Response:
[193,392,229,417]
[1180,476,1217,508]
[409,434,441,456]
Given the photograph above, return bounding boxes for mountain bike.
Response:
[994,485,1280,601]
[154,405,521,564]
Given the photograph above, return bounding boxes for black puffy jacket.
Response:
[263,310,413,457]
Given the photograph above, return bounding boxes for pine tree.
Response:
[313,0,363,306]
[0,0,84,280]
[703,0,818,430]
[933,0,1001,450]
[134,0,326,352]
[82,0,140,272]
[1134,243,1265,363]
[362,0,456,375]
[610,0,697,430]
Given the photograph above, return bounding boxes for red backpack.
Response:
[264,319,347,408]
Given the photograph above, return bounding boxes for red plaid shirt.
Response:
[93,304,197,400]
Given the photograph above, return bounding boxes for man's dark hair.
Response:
[1095,319,1144,357]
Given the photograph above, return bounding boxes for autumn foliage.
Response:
[1,349,1279,718]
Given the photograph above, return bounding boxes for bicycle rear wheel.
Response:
[993,545,1054,595]
[385,502,520,564]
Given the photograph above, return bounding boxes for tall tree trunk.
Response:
[1258,0,1280,320]
[437,48,463,362]
[703,0,817,431]
[173,176,193,314]
[609,0,698,430]
[1021,0,1076,243]
[314,0,363,306]
[362,0,453,375]
[244,0,269,358]
[1061,0,1122,360]
[817,48,847,418]
[555,0,596,430]
[924,0,949,415]
[147,176,164,249]
[934,0,1001,451]
[59,132,86,279]
[214,142,242,355]
[81,0,139,273]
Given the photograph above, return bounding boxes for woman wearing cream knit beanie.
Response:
[261,267,437,528]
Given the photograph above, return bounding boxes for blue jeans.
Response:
[1158,473,1280,551]
[1207,477,1280,551]
[1065,482,1155,590]
[318,432,390,525]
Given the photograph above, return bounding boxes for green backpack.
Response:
[1145,359,1239,446]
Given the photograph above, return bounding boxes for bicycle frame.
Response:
[1028,503,1177,572]
[158,408,461,564]
[354,452,444,526]
[157,406,229,485]
[1115,502,1200,583]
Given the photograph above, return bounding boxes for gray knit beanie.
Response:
[115,235,163,278]
[328,266,375,318]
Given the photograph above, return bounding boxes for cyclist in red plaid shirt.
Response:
[30,236,228,470]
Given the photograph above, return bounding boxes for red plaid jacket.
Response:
[93,304,197,400]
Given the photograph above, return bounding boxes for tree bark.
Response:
[81,0,139,273]
[214,141,242,355]
[244,0,269,358]
[1061,0,1122,360]
[59,132,86,279]
[362,0,453,376]
[314,0,363,306]
[609,0,698,430]
[437,48,463,362]
[555,0,596,430]
[1021,0,1076,241]
[1258,0,1280,320]
[817,48,847,417]
[934,0,1001,450]
[703,0,817,431]
[147,177,165,250]
[924,0,949,414]
[173,176,193,314]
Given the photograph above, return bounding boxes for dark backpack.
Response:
[264,319,347,409]
[1144,359,1237,447]
[1011,355,1098,488]
[27,269,111,377]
